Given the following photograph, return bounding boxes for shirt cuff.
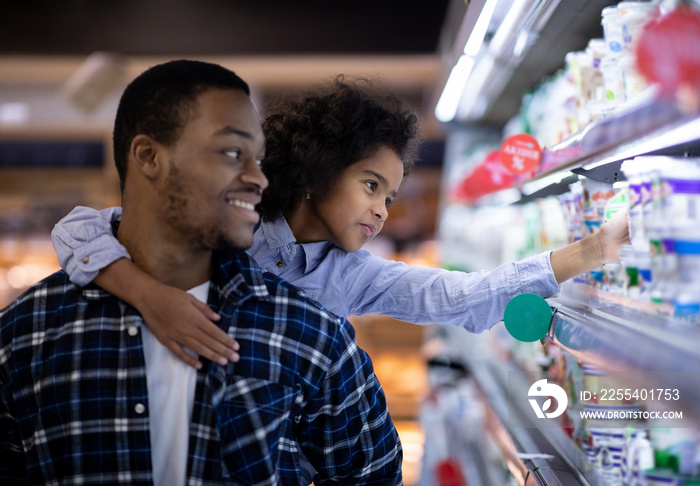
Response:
[517,251,561,298]
[64,233,131,286]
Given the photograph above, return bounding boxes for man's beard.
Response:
[213,232,249,253]
[162,165,251,253]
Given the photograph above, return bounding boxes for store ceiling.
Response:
[0,0,454,138]
[0,0,623,136]
[0,0,451,57]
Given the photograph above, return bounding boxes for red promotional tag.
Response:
[453,150,514,203]
[499,133,542,174]
[636,6,700,97]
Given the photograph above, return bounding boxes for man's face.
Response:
[160,88,268,252]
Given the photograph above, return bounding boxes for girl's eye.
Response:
[385,197,393,208]
[225,149,241,159]
[255,157,265,167]
[365,181,377,191]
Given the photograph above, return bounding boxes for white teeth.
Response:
[228,199,255,210]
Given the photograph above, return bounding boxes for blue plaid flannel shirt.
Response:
[0,250,402,485]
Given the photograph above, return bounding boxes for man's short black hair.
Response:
[113,59,250,192]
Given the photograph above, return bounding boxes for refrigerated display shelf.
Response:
[537,95,698,177]
[461,305,700,486]
[429,274,700,485]
[465,345,598,485]
[438,108,700,482]
[437,1,700,482]
[547,283,700,426]
[475,95,700,206]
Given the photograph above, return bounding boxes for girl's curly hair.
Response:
[258,75,422,221]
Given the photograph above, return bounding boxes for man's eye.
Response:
[225,149,241,159]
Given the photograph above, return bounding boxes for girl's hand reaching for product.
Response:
[551,207,630,284]
[597,208,630,263]
[140,284,240,369]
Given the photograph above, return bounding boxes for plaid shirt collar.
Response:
[210,250,272,308]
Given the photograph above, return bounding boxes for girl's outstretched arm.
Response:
[52,206,240,368]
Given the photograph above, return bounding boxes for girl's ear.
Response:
[131,134,162,180]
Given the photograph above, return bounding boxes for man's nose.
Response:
[241,159,268,192]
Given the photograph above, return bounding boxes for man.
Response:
[0,60,402,485]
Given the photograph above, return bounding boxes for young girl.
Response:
[52,75,629,370]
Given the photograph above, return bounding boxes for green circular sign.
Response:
[503,293,553,342]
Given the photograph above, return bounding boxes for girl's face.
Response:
[296,146,404,252]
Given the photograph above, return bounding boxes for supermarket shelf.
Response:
[537,95,697,177]
[450,277,700,485]
[454,0,622,126]
[548,282,700,425]
[466,352,593,486]
[550,283,700,371]
[474,96,700,206]
[439,4,700,482]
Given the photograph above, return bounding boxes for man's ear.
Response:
[131,134,162,180]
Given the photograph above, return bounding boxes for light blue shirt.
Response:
[52,206,561,333]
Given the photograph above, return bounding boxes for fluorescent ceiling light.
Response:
[513,30,534,58]
[435,55,475,122]
[489,0,532,56]
[463,0,500,56]
[456,54,495,119]
[0,102,30,124]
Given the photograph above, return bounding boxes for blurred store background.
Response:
[0,2,454,484]
[3,1,700,484]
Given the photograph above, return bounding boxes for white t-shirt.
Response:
[141,281,209,486]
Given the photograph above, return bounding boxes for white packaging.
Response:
[620,54,649,103]
[601,55,624,105]
[618,1,659,53]
[602,6,625,56]
[621,159,648,251]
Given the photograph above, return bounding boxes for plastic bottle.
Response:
[622,160,654,300]
[557,191,577,244]
[635,248,652,300]
[568,181,587,284]
[602,6,625,56]
[624,429,655,485]
[658,159,700,232]
[605,182,630,294]
[584,38,609,121]
[583,177,615,288]
[618,1,659,53]
[600,5,625,109]
[631,157,666,300]
[621,159,648,251]
[650,427,700,477]
[658,158,700,309]
[601,56,625,106]
[620,53,648,103]
[620,245,641,299]
[672,238,700,325]
[660,236,679,306]
[617,0,658,103]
